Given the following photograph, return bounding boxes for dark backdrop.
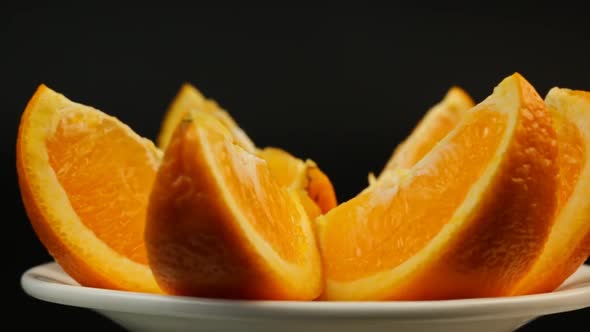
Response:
[3,6,589,331]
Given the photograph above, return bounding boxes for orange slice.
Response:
[157,83,256,152]
[146,111,323,299]
[380,86,474,176]
[512,88,590,295]
[317,73,558,300]
[17,85,161,293]
[157,84,337,215]
[257,147,337,217]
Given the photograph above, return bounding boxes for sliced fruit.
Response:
[257,147,308,189]
[157,83,256,152]
[258,147,337,216]
[17,85,161,293]
[368,168,411,187]
[146,111,323,299]
[317,73,558,300]
[512,88,590,295]
[380,86,474,177]
[158,84,337,215]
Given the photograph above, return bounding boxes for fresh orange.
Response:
[17,85,161,293]
[511,88,590,295]
[146,111,323,299]
[157,84,337,215]
[157,83,256,152]
[257,147,337,216]
[380,86,474,176]
[316,73,558,300]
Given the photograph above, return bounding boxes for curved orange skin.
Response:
[17,85,161,293]
[512,89,590,295]
[147,140,265,297]
[18,145,116,289]
[146,115,322,300]
[411,81,557,299]
[318,74,558,300]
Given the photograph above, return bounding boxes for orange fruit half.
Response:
[512,88,590,295]
[17,85,161,293]
[380,86,474,176]
[146,111,323,299]
[317,73,558,300]
[157,84,337,215]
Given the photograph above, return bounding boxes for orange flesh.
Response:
[258,147,337,214]
[46,109,155,264]
[322,109,506,281]
[401,114,462,169]
[257,148,305,189]
[198,125,306,264]
[306,167,338,213]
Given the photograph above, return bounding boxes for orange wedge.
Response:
[157,84,337,215]
[17,85,161,293]
[380,86,474,176]
[317,73,558,300]
[157,83,256,152]
[146,111,323,299]
[257,147,337,217]
[512,88,590,295]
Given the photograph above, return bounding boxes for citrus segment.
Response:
[157,83,255,152]
[158,84,337,216]
[257,147,307,189]
[512,88,590,295]
[146,112,323,299]
[305,164,338,214]
[258,147,337,214]
[317,73,558,300]
[381,86,474,176]
[17,85,161,293]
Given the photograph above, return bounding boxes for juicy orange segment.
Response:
[158,84,337,216]
[257,147,308,189]
[512,88,590,295]
[257,147,337,215]
[306,165,338,214]
[146,112,323,299]
[381,86,474,176]
[157,83,256,152]
[17,85,161,293]
[317,73,558,300]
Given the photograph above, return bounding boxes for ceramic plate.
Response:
[22,262,590,332]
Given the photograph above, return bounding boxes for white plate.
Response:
[22,262,590,332]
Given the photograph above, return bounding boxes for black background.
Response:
[3,6,590,331]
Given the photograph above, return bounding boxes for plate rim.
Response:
[21,262,590,321]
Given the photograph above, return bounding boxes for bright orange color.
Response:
[157,84,337,215]
[17,85,161,293]
[317,73,558,300]
[381,87,474,176]
[146,111,323,299]
[258,147,337,215]
[158,83,255,152]
[512,88,590,295]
